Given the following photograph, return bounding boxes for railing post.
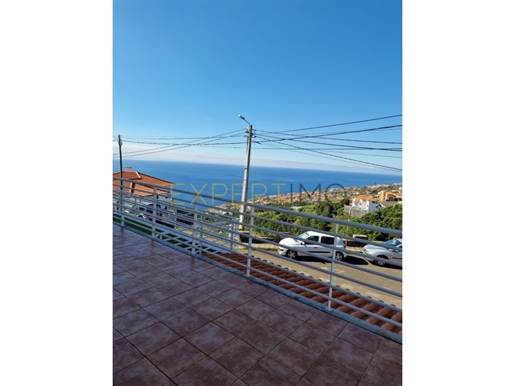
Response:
[151,187,157,239]
[120,178,125,227]
[246,207,254,278]
[195,204,202,253]
[229,222,235,250]
[327,224,339,311]
[191,204,199,255]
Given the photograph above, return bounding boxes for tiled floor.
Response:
[113,225,402,385]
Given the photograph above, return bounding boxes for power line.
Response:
[255,133,402,172]
[258,114,402,134]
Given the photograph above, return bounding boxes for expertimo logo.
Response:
[169,182,347,205]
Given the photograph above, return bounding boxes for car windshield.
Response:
[384,239,402,247]
[297,232,310,240]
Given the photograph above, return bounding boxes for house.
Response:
[351,195,382,213]
[378,190,402,202]
[113,166,174,208]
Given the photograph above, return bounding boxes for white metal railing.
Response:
[113,177,403,342]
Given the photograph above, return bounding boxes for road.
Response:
[238,245,403,308]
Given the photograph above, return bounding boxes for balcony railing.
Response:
[113,177,403,343]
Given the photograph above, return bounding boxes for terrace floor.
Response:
[113,225,402,385]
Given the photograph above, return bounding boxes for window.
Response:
[320,236,334,245]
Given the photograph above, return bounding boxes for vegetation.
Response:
[334,204,402,241]
[250,200,402,241]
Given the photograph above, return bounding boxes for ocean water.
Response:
[113,159,401,206]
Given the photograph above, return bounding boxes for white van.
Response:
[278,231,347,260]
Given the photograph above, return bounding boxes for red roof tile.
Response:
[203,253,402,336]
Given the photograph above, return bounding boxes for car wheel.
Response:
[376,255,388,266]
[335,252,344,261]
[286,250,297,259]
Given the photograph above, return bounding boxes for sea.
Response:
[113,159,402,207]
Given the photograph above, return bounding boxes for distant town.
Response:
[217,182,402,219]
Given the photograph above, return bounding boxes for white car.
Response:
[362,238,402,266]
[278,231,347,260]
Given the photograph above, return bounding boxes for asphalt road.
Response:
[238,245,403,308]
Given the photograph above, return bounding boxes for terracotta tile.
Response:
[269,337,320,376]
[184,322,235,355]
[173,288,212,306]
[289,323,337,354]
[157,279,193,297]
[306,310,348,336]
[160,252,195,265]
[113,271,137,286]
[231,381,248,386]
[339,323,383,354]
[357,378,382,386]
[186,259,214,272]
[113,358,171,386]
[361,355,402,386]
[147,241,177,254]
[256,289,290,308]
[197,280,232,296]
[116,245,144,259]
[116,259,150,272]
[113,297,140,319]
[221,273,251,288]
[324,338,374,375]
[144,297,187,320]
[241,356,300,386]
[210,337,264,378]
[192,298,233,320]
[113,289,124,301]
[238,280,268,297]
[375,338,402,367]
[162,309,209,336]
[239,322,286,354]
[130,245,160,258]
[165,264,197,277]
[128,263,162,279]
[173,357,237,386]
[113,253,135,265]
[113,308,158,337]
[236,298,276,321]
[297,378,317,386]
[141,271,177,287]
[140,254,176,269]
[218,288,253,308]
[148,338,205,380]
[304,356,361,386]
[113,339,144,374]
[126,322,180,356]
[261,309,304,336]
[115,277,152,297]
[176,271,213,287]
[200,266,228,279]
[113,328,123,342]
[279,300,316,321]
[127,287,170,308]
[213,309,258,335]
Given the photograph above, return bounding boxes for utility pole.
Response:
[238,115,254,229]
[118,135,124,207]
[118,134,123,178]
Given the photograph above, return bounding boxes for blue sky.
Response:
[113,1,402,174]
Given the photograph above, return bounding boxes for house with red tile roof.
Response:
[113,167,174,207]
[351,195,382,214]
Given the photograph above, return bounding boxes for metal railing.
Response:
[113,177,403,342]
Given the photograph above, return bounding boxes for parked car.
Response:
[362,238,402,266]
[278,231,347,260]
[127,203,166,220]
